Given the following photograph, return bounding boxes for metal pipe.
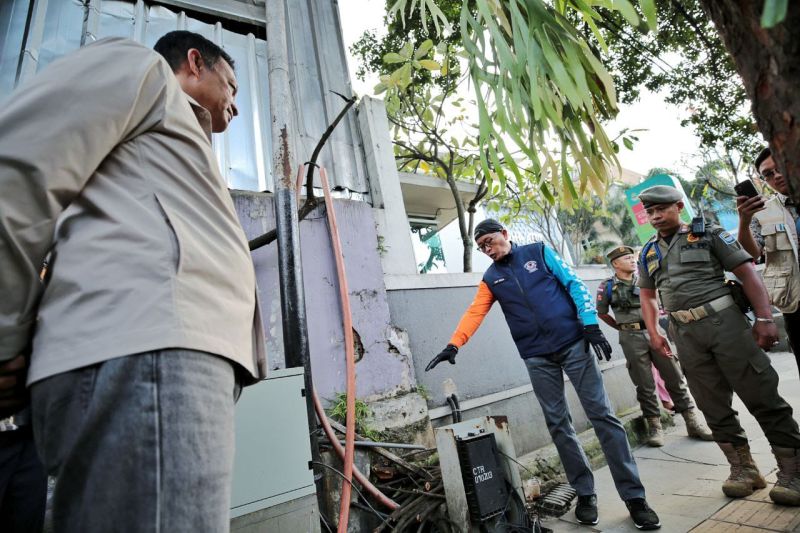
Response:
[265,0,323,505]
[328,440,426,451]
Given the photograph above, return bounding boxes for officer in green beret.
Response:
[597,244,711,447]
[637,184,800,506]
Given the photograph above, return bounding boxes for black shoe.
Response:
[575,494,598,525]
[625,498,661,530]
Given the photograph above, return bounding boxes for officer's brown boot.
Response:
[646,416,664,447]
[718,442,767,498]
[770,447,800,506]
[682,409,713,441]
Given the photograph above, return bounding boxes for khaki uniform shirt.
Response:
[637,224,752,311]
[0,38,266,384]
[596,275,642,324]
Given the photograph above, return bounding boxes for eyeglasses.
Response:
[476,236,495,253]
[761,168,780,181]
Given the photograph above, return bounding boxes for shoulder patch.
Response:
[596,282,605,301]
[678,224,690,234]
[719,231,737,245]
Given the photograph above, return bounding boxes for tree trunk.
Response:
[444,172,472,273]
[700,1,800,201]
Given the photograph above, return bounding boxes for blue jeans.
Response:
[525,339,645,501]
[31,349,241,533]
[0,427,47,533]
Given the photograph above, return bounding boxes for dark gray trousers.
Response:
[524,339,646,501]
[31,349,240,533]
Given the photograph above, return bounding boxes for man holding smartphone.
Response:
[737,147,800,375]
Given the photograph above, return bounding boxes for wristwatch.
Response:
[755,317,775,323]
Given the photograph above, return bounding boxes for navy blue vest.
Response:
[482,243,583,358]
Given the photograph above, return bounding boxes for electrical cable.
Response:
[497,449,539,479]
[320,166,358,533]
[656,448,721,467]
[319,509,334,533]
[311,461,393,529]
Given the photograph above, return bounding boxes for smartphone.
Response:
[734,179,759,198]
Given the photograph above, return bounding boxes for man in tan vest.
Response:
[737,147,800,375]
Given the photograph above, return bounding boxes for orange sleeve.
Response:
[449,281,495,348]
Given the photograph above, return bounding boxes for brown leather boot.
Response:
[770,447,800,506]
[718,442,767,498]
[646,416,664,447]
[681,409,713,441]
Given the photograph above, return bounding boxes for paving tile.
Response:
[744,484,776,503]
[673,479,728,498]
[711,499,800,531]
[691,519,771,532]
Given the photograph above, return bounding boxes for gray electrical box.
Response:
[435,416,525,532]
[230,368,318,531]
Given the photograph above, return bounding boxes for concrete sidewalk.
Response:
[543,351,800,532]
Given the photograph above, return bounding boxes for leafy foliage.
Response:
[384,0,661,205]
[582,0,761,159]
[356,0,765,173]
[327,392,382,441]
[350,0,468,94]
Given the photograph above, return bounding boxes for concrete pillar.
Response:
[357,96,418,276]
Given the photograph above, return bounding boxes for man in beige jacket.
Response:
[0,32,266,531]
[737,147,800,376]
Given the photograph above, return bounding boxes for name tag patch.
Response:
[492,278,506,285]
[680,242,709,251]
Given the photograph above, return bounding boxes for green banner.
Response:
[624,174,695,245]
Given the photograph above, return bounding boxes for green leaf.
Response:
[418,59,441,71]
[761,0,788,28]
[399,41,414,60]
[397,63,413,89]
[373,82,388,95]
[414,39,434,59]
[612,0,640,28]
[623,137,634,150]
[639,0,657,32]
[383,52,406,64]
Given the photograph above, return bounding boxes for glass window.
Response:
[0,0,271,192]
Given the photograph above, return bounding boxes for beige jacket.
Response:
[0,38,266,384]
[753,195,800,314]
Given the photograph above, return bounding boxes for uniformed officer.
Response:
[637,185,800,506]
[597,245,712,447]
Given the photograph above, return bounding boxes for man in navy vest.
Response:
[426,219,661,530]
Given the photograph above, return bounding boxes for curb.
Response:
[514,408,676,492]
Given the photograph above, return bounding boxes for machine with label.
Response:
[435,416,534,532]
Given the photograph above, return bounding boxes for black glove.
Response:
[425,345,458,371]
[584,325,612,362]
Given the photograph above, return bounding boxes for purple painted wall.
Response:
[232,190,417,403]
